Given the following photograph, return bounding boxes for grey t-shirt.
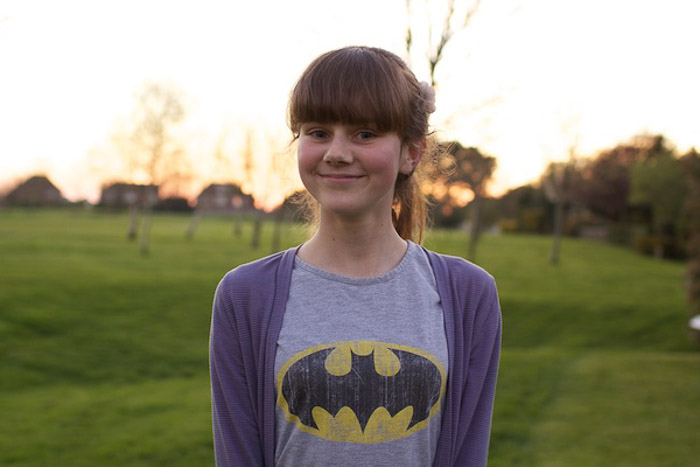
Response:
[274,241,448,467]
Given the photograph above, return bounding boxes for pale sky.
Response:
[1,0,698,208]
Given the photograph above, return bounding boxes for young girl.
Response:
[210,46,501,467]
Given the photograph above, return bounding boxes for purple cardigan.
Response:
[210,246,501,466]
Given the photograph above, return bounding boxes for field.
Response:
[1,209,698,466]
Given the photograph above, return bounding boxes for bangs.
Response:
[289,47,415,138]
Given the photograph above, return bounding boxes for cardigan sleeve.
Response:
[210,273,265,466]
[453,277,502,466]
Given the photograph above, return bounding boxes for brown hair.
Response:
[288,46,432,243]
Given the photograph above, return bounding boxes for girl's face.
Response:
[297,122,418,221]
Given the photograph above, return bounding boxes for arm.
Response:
[209,276,264,466]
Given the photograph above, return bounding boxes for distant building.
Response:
[3,175,67,207]
[196,183,255,212]
[99,183,159,209]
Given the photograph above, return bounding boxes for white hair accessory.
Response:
[419,81,436,114]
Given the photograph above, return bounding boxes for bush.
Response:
[633,233,686,260]
[499,218,518,234]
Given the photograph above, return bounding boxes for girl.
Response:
[210,46,501,467]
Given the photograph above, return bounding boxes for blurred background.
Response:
[1,0,698,465]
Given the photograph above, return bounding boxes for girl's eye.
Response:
[356,130,376,141]
[308,130,328,139]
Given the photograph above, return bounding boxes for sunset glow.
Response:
[1,0,698,210]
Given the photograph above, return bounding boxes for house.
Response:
[99,183,159,209]
[3,175,67,207]
[196,183,255,212]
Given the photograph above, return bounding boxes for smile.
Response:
[318,173,365,181]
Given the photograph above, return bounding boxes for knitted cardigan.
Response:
[210,246,501,466]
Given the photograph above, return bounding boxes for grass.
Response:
[0,208,697,466]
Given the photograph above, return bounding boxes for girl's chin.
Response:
[319,204,392,221]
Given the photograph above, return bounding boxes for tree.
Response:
[185,127,240,240]
[130,83,187,191]
[404,1,508,260]
[127,82,187,255]
[577,144,638,223]
[541,154,581,264]
[679,149,700,341]
[630,141,686,259]
[574,135,666,244]
[497,184,550,233]
[268,147,291,253]
[433,142,496,260]
[405,0,482,87]
[239,130,265,249]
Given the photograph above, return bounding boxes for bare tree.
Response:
[185,128,232,240]
[127,82,187,256]
[405,0,482,87]
[542,151,579,265]
[266,132,301,253]
[405,0,505,261]
[229,132,244,237]
[239,130,265,249]
[131,83,186,187]
[539,116,583,264]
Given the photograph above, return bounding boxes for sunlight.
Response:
[1,0,698,207]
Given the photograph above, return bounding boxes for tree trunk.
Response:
[271,209,284,253]
[139,203,153,257]
[652,223,665,261]
[127,205,140,241]
[233,213,242,237]
[185,210,200,239]
[467,195,482,261]
[251,215,262,250]
[653,243,665,261]
[550,199,565,265]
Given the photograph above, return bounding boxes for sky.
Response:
[1,0,698,209]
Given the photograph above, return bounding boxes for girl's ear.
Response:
[399,139,426,175]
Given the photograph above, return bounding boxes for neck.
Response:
[298,210,408,278]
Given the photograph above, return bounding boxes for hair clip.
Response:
[419,81,436,114]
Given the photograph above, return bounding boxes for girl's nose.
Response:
[322,134,353,165]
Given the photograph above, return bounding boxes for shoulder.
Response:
[421,247,495,290]
[420,247,499,322]
[216,247,298,300]
[421,247,501,342]
[220,249,287,284]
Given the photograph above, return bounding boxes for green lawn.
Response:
[1,209,697,466]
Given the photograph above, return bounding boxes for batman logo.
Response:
[277,341,446,443]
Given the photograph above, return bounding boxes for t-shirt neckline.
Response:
[293,241,415,285]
